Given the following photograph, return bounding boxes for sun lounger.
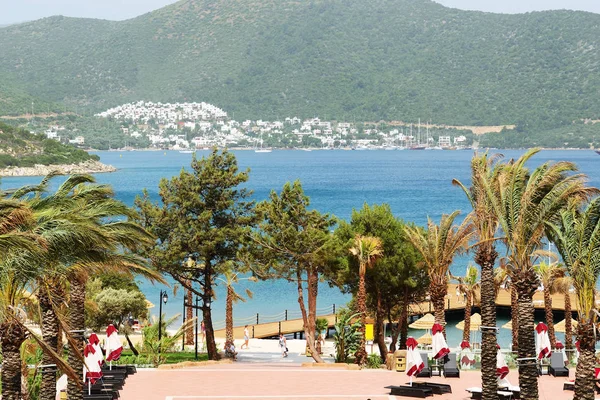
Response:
[443,353,460,378]
[416,352,432,378]
[83,394,114,400]
[408,381,452,394]
[385,385,433,398]
[548,353,569,377]
[563,381,574,391]
[466,387,514,399]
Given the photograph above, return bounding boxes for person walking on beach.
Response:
[279,333,288,358]
[241,325,250,349]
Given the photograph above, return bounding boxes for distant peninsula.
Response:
[0,122,115,177]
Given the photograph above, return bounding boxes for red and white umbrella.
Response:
[496,344,509,379]
[406,337,424,385]
[83,343,102,384]
[431,323,450,360]
[88,333,105,366]
[555,341,567,365]
[105,324,123,362]
[535,322,552,360]
[460,340,475,369]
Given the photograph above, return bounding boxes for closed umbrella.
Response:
[431,323,450,360]
[105,324,123,366]
[535,322,552,360]
[459,340,475,369]
[83,343,102,395]
[88,333,105,367]
[406,337,424,385]
[496,344,509,379]
[409,313,436,330]
[555,341,568,364]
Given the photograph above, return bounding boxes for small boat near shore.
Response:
[179,150,194,154]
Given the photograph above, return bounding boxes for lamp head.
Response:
[162,292,169,304]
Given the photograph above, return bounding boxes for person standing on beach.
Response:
[241,325,250,349]
[279,333,288,358]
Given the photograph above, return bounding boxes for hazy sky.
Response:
[1,0,599,25]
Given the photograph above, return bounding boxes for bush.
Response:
[365,353,382,369]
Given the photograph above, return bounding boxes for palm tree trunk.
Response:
[38,286,60,400]
[355,271,368,365]
[374,290,387,361]
[185,284,194,346]
[510,286,519,352]
[0,322,26,400]
[574,321,596,400]
[516,287,539,400]
[462,292,472,342]
[225,286,233,347]
[398,288,409,350]
[430,282,447,336]
[67,277,86,400]
[543,287,556,347]
[475,245,498,400]
[564,292,573,354]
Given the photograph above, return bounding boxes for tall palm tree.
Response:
[553,274,574,353]
[454,265,480,342]
[534,260,564,347]
[216,269,255,348]
[492,149,594,400]
[349,235,383,366]
[453,152,503,400]
[547,197,600,400]
[405,211,473,334]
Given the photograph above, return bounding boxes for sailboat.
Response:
[255,133,272,153]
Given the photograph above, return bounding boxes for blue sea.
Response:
[3,149,599,347]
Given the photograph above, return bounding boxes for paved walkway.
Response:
[120,364,578,400]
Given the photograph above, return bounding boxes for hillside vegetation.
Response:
[0,0,599,133]
[0,122,99,168]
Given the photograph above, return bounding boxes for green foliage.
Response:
[1,0,600,137]
[366,353,383,369]
[88,288,148,331]
[316,318,329,336]
[141,314,191,367]
[333,309,361,363]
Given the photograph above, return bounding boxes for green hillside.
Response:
[0,0,599,131]
[0,122,98,168]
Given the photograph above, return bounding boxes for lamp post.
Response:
[158,290,168,353]
[194,296,200,360]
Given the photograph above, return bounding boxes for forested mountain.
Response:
[0,0,599,131]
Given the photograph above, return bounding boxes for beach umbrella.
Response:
[409,313,435,330]
[431,323,450,360]
[555,341,568,365]
[145,299,155,309]
[455,313,482,331]
[553,318,578,333]
[56,374,67,399]
[459,340,475,369]
[88,333,105,367]
[535,322,552,360]
[417,332,432,345]
[501,320,512,330]
[406,337,424,385]
[496,344,509,379]
[105,324,123,363]
[83,343,102,394]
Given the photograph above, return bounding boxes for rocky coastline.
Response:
[0,160,117,177]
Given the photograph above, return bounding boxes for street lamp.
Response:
[158,290,168,353]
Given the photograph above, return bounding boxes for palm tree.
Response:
[547,197,600,400]
[216,269,255,348]
[492,149,594,400]
[454,265,479,343]
[453,152,503,400]
[534,260,564,347]
[405,211,473,334]
[553,274,574,353]
[349,235,383,366]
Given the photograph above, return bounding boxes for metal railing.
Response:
[211,304,337,330]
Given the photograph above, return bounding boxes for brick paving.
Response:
[119,364,578,400]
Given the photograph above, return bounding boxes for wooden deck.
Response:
[214,283,584,339]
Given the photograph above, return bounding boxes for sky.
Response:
[0,0,599,25]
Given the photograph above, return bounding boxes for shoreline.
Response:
[0,159,117,177]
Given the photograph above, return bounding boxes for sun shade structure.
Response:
[145,299,155,309]
[553,318,578,333]
[455,313,482,331]
[409,313,436,330]
[417,332,432,345]
[501,320,512,330]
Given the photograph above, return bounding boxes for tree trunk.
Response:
[574,321,595,400]
[185,284,194,346]
[38,285,60,400]
[298,269,323,363]
[516,288,539,400]
[475,245,498,400]
[543,287,556,347]
[462,292,472,342]
[399,289,409,350]
[225,286,234,347]
[203,261,218,360]
[67,277,86,400]
[355,270,368,365]
[510,286,519,352]
[374,290,387,362]
[430,282,447,336]
[0,322,27,400]
[564,292,573,354]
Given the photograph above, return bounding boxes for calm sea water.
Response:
[3,149,599,347]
